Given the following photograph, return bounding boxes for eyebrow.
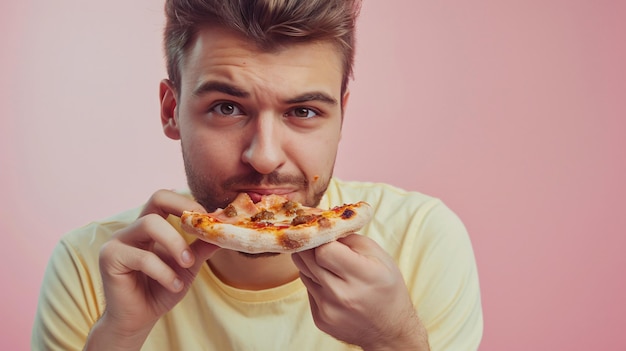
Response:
[192,81,250,98]
[192,80,337,106]
[286,92,337,106]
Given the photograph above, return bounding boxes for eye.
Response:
[210,102,243,116]
[287,107,318,119]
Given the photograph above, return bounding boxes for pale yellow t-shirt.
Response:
[32,179,483,350]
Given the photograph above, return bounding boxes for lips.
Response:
[241,189,296,203]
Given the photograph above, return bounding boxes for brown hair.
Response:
[163,0,361,94]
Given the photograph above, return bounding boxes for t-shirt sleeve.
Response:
[396,199,483,350]
[31,238,103,351]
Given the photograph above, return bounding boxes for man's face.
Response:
[161,26,347,212]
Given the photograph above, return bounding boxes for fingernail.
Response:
[173,278,183,291]
[181,250,192,265]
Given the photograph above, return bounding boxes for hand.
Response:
[292,234,429,351]
[86,190,219,350]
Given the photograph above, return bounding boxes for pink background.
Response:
[2,1,625,350]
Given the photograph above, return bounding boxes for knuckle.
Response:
[98,240,116,261]
[135,213,162,232]
[135,250,156,268]
[313,243,334,264]
[335,291,360,312]
[141,189,176,217]
[133,214,186,253]
[98,239,126,270]
[316,303,341,328]
[150,189,174,204]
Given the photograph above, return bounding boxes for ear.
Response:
[341,90,350,116]
[160,79,181,140]
[340,90,350,132]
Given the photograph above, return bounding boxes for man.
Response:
[32,0,482,350]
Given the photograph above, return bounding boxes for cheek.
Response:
[290,129,341,172]
[181,129,240,168]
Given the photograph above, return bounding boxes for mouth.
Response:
[239,188,297,203]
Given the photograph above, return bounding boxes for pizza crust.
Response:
[180,199,373,253]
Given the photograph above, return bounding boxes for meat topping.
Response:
[291,214,316,226]
[251,210,275,222]
[223,204,238,218]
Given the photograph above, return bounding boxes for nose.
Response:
[241,114,286,174]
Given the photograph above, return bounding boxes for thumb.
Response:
[188,240,220,273]
[337,233,382,255]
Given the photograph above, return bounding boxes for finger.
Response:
[313,234,385,279]
[140,189,206,218]
[307,290,320,315]
[189,240,221,269]
[298,271,319,290]
[117,214,195,269]
[303,290,344,338]
[166,241,221,290]
[100,239,183,293]
[294,249,341,285]
[336,233,382,255]
[337,234,396,271]
[292,253,321,286]
[299,273,325,304]
[302,289,324,329]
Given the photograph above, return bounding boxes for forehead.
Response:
[179,26,344,95]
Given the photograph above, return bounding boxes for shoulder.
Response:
[327,178,469,254]
[327,178,436,203]
[42,205,144,306]
[57,205,143,261]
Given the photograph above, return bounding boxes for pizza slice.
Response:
[180,193,373,253]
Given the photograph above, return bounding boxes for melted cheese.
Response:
[208,193,323,227]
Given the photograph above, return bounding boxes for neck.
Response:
[207,250,300,290]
